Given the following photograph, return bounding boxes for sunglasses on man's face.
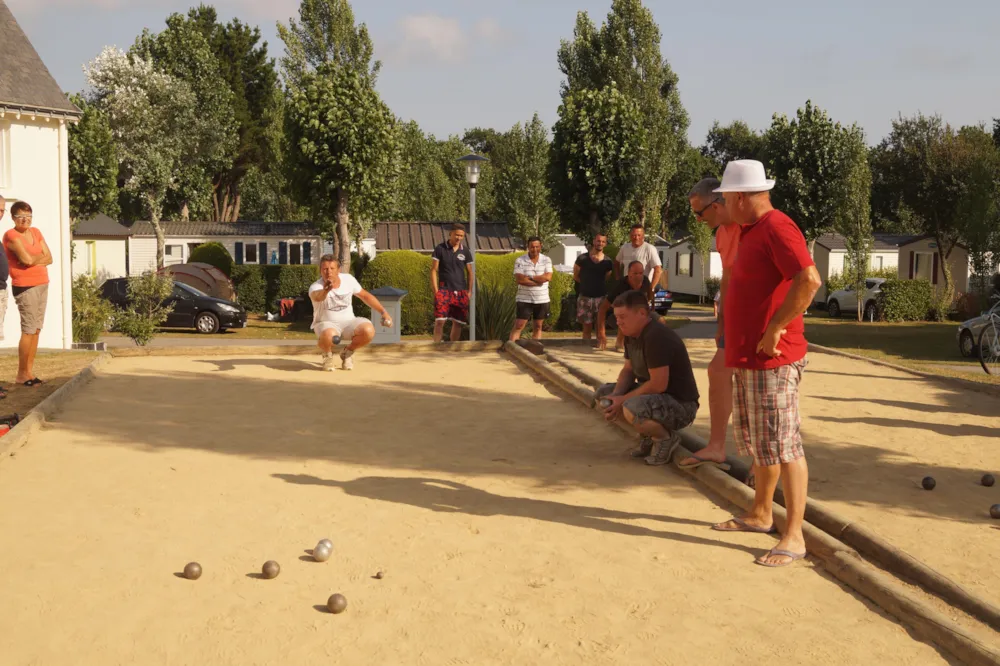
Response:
[694,198,721,218]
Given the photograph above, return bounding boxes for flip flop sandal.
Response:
[711,516,777,534]
[755,548,807,568]
[0,387,6,399]
[678,453,732,471]
[23,379,42,387]
[746,472,756,489]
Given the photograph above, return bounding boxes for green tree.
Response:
[702,120,764,172]
[953,125,1000,299]
[876,113,989,310]
[283,64,398,265]
[493,113,561,247]
[277,0,379,87]
[557,0,688,229]
[184,5,281,222]
[391,122,461,221]
[132,12,238,221]
[763,100,867,255]
[549,84,644,245]
[834,125,874,320]
[663,144,717,238]
[85,47,199,268]
[67,93,119,224]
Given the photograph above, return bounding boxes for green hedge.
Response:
[360,251,434,334]
[232,264,320,314]
[825,266,898,295]
[476,253,573,331]
[876,278,934,322]
[190,241,234,277]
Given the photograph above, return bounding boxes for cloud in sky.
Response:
[385,14,510,65]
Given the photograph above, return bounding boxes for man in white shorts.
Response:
[309,254,394,371]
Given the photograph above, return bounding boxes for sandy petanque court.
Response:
[556,342,1000,603]
[0,349,972,665]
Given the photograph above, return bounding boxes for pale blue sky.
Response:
[9,0,1000,146]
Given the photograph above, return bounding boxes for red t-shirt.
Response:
[723,209,814,370]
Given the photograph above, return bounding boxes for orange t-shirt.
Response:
[3,227,50,288]
[716,223,742,270]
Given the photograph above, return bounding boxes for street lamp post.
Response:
[457,154,487,342]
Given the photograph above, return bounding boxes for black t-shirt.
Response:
[607,276,651,304]
[574,253,613,297]
[624,318,700,404]
[432,241,473,291]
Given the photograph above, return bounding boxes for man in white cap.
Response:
[709,160,822,569]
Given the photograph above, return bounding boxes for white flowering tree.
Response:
[85,47,198,268]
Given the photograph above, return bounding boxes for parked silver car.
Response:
[957,300,1000,357]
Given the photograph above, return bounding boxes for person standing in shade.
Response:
[3,201,52,387]
[431,224,474,343]
[709,160,822,569]
[596,260,652,352]
[615,224,663,288]
[573,232,613,344]
[509,237,553,341]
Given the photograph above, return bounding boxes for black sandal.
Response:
[23,378,42,387]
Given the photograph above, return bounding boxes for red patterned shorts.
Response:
[732,357,808,466]
[435,289,470,324]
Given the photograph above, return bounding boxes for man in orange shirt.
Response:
[676,178,752,483]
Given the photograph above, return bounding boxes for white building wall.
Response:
[550,240,586,267]
[0,117,73,349]
[71,238,127,281]
[127,235,323,275]
[665,243,723,297]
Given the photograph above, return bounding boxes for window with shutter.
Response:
[303,241,312,265]
[278,242,288,264]
[235,242,244,265]
[258,242,267,265]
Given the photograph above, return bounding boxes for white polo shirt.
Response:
[513,253,553,304]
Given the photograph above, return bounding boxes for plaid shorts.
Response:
[596,383,698,433]
[733,358,808,466]
[576,295,603,325]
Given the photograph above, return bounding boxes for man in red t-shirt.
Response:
[709,160,822,569]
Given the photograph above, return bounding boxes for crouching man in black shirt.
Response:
[597,289,700,466]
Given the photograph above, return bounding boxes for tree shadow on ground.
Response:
[812,415,1000,439]
[271,474,760,556]
[813,394,1000,420]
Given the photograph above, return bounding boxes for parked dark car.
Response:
[100,278,247,334]
[653,287,674,314]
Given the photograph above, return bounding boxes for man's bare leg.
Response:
[450,320,463,341]
[758,457,809,565]
[317,328,338,370]
[582,323,593,342]
[346,323,374,351]
[532,319,544,340]
[679,348,733,466]
[509,319,528,341]
[714,461,781,531]
[433,320,446,342]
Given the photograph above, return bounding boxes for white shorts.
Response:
[314,318,371,341]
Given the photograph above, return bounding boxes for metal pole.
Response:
[469,184,477,342]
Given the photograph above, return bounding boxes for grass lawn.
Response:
[103,314,692,342]
[803,313,997,385]
[0,351,101,416]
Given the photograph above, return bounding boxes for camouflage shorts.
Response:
[596,383,699,433]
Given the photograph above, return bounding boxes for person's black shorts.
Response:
[516,301,550,322]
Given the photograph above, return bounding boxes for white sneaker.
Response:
[340,349,354,371]
[321,353,337,372]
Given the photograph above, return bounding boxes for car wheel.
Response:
[827,300,841,318]
[195,311,220,334]
[959,330,974,358]
[863,301,877,322]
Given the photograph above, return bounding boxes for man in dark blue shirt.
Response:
[431,224,474,342]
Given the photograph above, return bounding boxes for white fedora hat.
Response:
[713,159,775,193]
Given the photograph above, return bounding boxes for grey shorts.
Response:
[596,382,699,433]
[13,284,47,334]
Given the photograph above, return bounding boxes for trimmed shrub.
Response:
[231,264,320,314]
[704,276,721,300]
[113,272,174,346]
[189,241,234,277]
[876,278,934,322]
[72,275,115,343]
[360,251,434,334]
[475,280,518,340]
[476,253,572,330]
